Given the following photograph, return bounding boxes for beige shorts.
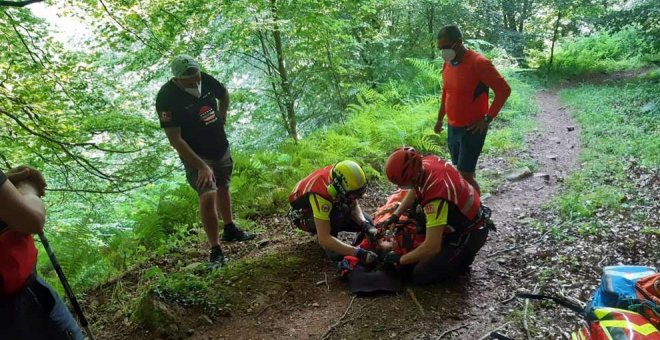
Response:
[182,149,233,195]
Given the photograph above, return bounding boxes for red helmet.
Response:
[385,147,422,187]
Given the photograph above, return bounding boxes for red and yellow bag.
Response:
[635,274,660,328]
[573,308,660,339]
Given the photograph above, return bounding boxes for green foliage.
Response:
[152,252,304,310]
[540,27,655,77]
[7,0,643,298]
[552,71,659,229]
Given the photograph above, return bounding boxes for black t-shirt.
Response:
[156,72,229,160]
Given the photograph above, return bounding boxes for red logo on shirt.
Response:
[424,204,435,214]
[198,105,218,125]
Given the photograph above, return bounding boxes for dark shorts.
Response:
[182,148,233,195]
[447,125,488,173]
[0,276,84,340]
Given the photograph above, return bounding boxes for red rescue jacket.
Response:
[289,166,334,205]
[415,155,481,220]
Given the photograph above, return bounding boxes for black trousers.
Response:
[407,225,489,285]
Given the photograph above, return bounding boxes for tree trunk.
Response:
[325,41,346,123]
[518,0,532,32]
[269,0,298,142]
[549,10,561,65]
[256,28,288,132]
[427,3,435,60]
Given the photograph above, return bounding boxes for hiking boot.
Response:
[221,223,256,242]
[208,245,226,269]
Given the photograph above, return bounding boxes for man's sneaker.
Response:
[221,223,256,242]
[208,246,226,269]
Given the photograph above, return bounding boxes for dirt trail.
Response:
[87,69,660,339]
[167,88,582,340]
[87,85,587,340]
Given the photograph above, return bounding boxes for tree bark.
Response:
[427,2,435,60]
[549,10,561,65]
[0,0,42,7]
[270,0,298,142]
[324,41,347,123]
[256,28,288,132]
[518,0,533,32]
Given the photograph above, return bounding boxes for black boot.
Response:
[208,245,226,269]
[221,223,256,242]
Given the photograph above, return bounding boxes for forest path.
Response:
[188,88,582,340]
[90,69,656,339]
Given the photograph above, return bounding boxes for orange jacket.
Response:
[441,50,511,127]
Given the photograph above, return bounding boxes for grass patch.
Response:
[538,27,658,81]
[151,252,306,311]
[550,69,659,236]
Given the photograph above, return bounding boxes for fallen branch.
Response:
[320,295,356,340]
[256,300,282,317]
[266,279,308,286]
[486,232,548,259]
[436,324,468,339]
[477,321,512,340]
[256,289,290,317]
[500,295,516,304]
[406,288,426,317]
[315,273,330,292]
[524,284,539,339]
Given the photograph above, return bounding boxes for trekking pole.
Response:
[38,232,96,340]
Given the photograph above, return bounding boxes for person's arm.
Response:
[400,199,448,264]
[164,127,207,170]
[0,177,46,235]
[435,72,447,134]
[476,58,511,120]
[208,75,229,123]
[392,190,416,218]
[219,87,229,120]
[308,193,358,255]
[315,218,357,256]
[350,200,368,227]
[164,127,214,189]
[400,226,443,264]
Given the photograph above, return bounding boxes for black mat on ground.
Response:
[346,265,403,295]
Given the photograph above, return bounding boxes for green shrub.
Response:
[540,26,653,77]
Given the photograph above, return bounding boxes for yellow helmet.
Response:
[330,160,367,198]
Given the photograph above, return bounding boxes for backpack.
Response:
[589,265,657,309]
[635,274,660,328]
[583,308,660,339]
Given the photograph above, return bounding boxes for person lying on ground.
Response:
[288,160,378,266]
[0,166,84,339]
[377,147,492,284]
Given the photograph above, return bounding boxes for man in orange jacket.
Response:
[435,25,511,194]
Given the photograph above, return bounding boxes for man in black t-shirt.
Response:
[156,55,254,267]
